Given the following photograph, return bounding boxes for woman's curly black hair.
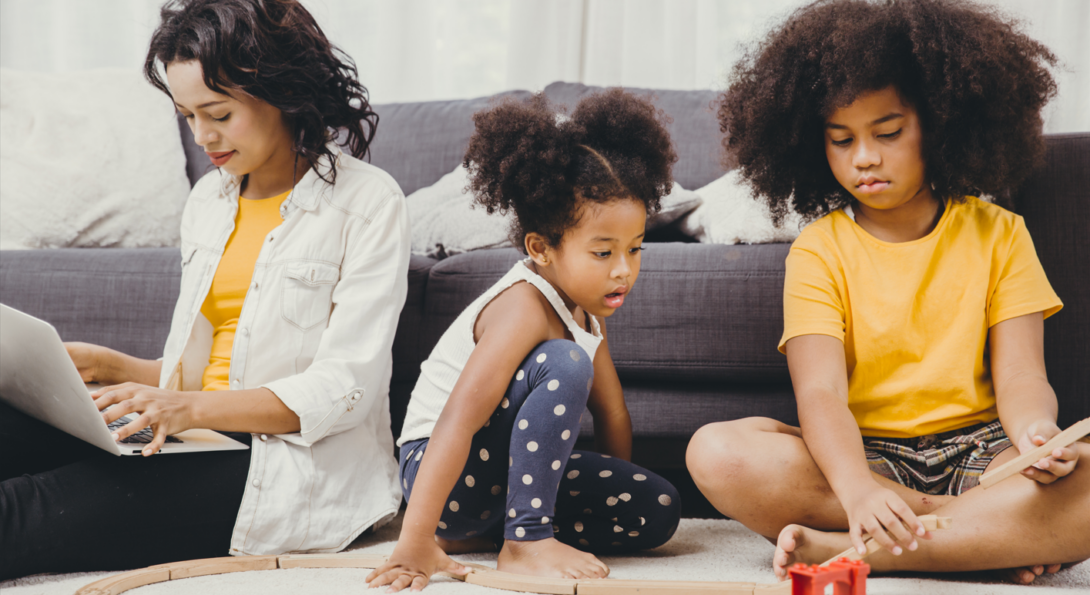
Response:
[464,89,678,250]
[718,0,1057,223]
[144,0,377,184]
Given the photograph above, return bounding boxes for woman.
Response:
[0,0,407,578]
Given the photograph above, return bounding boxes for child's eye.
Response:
[629,246,645,254]
[878,129,902,139]
[830,137,852,147]
[212,113,231,122]
[593,251,611,258]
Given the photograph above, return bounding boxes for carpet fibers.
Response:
[4,515,1087,594]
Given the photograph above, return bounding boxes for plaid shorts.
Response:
[864,420,1012,496]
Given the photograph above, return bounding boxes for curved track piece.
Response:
[74,517,951,595]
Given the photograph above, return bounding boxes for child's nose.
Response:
[852,140,881,169]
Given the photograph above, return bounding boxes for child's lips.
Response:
[604,292,626,308]
[856,180,889,194]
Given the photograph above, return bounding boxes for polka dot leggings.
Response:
[400,339,681,554]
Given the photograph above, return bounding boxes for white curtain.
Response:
[1,0,1086,132]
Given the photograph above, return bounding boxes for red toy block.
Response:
[789,558,870,595]
[827,558,870,595]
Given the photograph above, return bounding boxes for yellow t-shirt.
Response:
[200,190,290,391]
[778,197,1062,438]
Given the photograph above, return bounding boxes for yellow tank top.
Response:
[200,189,290,391]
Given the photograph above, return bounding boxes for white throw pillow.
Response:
[407,165,703,258]
[0,68,190,250]
[407,165,513,258]
[679,169,805,244]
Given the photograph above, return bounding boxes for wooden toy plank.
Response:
[980,417,1090,489]
[821,515,952,565]
[74,567,171,595]
[578,579,756,594]
[437,560,493,581]
[277,552,389,569]
[169,555,278,579]
[464,568,576,594]
[752,580,791,593]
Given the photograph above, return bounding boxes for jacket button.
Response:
[251,282,259,291]
[259,434,268,442]
[252,479,260,488]
[240,328,249,337]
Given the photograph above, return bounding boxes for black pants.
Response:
[0,400,251,580]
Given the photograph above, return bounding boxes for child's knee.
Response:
[525,339,594,390]
[639,479,682,549]
[687,418,771,485]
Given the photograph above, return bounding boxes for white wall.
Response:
[1,0,1086,132]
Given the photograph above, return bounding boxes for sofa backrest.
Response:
[178,82,726,195]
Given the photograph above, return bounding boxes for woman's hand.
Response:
[65,342,162,386]
[365,536,469,592]
[65,342,119,384]
[842,483,930,556]
[93,383,197,456]
[1017,419,1079,484]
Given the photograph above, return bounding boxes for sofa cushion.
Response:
[392,254,439,382]
[1014,133,1090,428]
[418,243,790,384]
[0,248,182,360]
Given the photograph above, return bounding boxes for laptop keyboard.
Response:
[107,418,182,445]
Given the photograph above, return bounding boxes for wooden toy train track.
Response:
[75,418,1090,595]
[76,516,953,595]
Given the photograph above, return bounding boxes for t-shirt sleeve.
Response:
[778,236,846,354]
[988,217,1063,327]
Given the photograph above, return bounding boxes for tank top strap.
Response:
[512,259,602,343]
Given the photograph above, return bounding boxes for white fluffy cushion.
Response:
[407,165,702,258]
[679,169,805,244]
[0,68,190,250]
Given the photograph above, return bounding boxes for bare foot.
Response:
[497,538,609,579]
[436,535,497,555]
[1002,563,1063,584]
[772,524,850,580]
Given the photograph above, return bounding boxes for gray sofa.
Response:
[2,82,1087,481]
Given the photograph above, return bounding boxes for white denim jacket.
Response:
[159,146,407,555]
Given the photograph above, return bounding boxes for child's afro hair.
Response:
[718,0,1057,223]
[463,89,678,250]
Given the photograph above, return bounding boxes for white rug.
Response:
[4,515,1087,594]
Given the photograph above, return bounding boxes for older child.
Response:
[688,0,1087,585]
[366,90,682,591]
[0,0,406,579]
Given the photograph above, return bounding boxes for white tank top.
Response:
[398,259,603,446]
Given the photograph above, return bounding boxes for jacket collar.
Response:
[217,143,342,213]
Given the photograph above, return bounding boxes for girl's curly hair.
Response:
[144,0,377,185]
[464,89,678,250]
[718,0,1057,223]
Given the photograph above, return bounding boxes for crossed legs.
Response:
[687,417,1090,581]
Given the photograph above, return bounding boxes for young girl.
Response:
[0,0,407,578]
[687,0,1088,585]
[366,90,682,591]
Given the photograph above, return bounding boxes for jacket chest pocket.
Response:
[281,262,339,331]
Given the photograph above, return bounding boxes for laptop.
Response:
[0,303,248,456]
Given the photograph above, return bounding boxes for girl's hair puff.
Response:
[144,0,378,185]
[464,89,678,250]
[718,0,1057,223]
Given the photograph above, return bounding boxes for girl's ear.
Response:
[525,233,552,267]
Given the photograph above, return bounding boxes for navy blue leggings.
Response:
[400,339,681,554]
